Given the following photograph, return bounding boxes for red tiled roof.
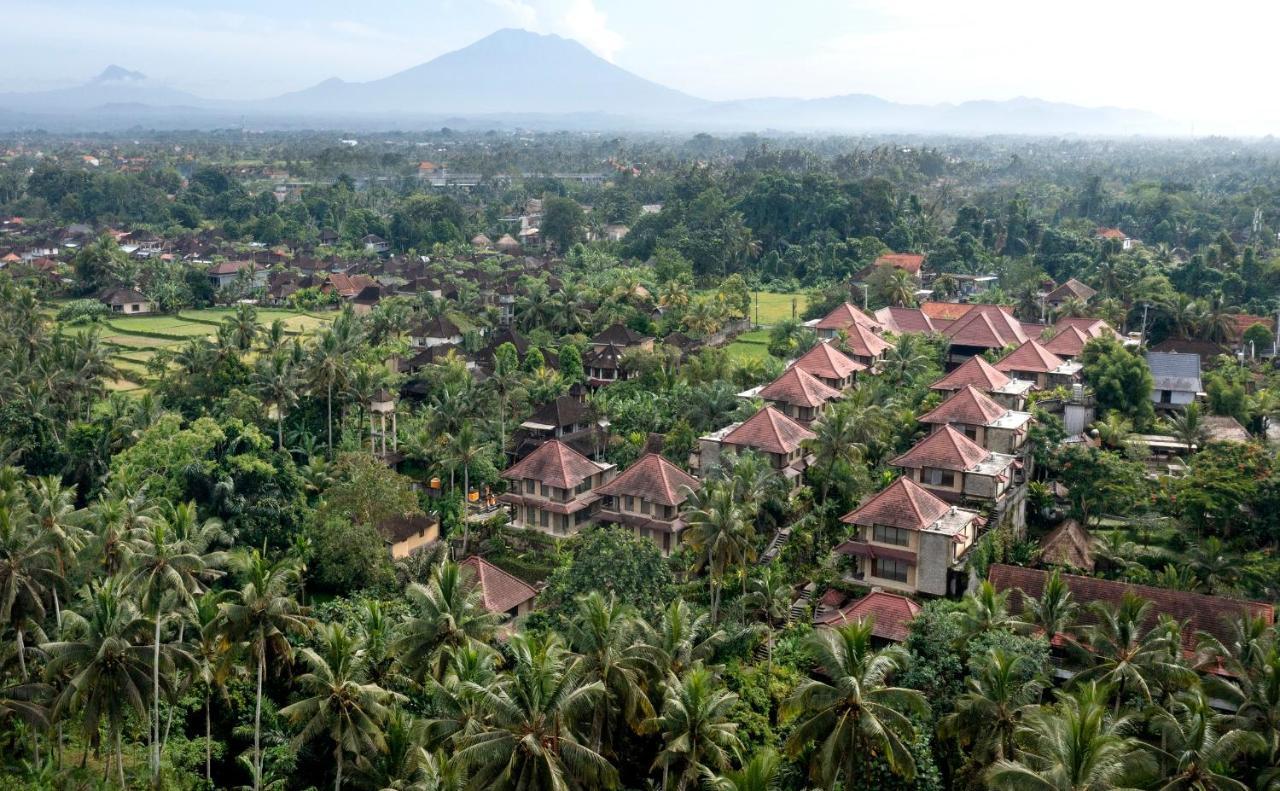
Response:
[208,259,257,276]
[921,301,982,321]
[995,340,1066,375]
[930,355,1013,392]
[988,564,1274,656]
[839,476,950,530]
[595,453,699,507]
[1045,278,1097,302]
[792,341,866,381]
[874,306,936,334]
[815,303,883,333]
[459,556,537,614]
[815,591,922,642]
[874,252,926,275]
[891,425,990,471]
[1052,317,1118,340]
[759,366,844,409]
[1043,325,1092,358]
[500,439,608,489]
[1230,314,1272,343]
[919,385,1008,427]
[841,322,891,359]
[722,406,816,455]
[945,304,1028,349]
[1095,227,1127,240]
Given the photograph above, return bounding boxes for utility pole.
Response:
[1139,302,1150,349]
[860,283,869,311]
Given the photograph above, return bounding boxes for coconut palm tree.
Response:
[956,580,1015,643]
[986,682,1141,791]
[805,400,868,505]
[782,620,927,788]
[1092,413,1133,450]
[643,599,727,678]
[743,564,791,672]
[449,421,491,555]
[939,648,1045,769]
[1017,569,1079,643]
[453,632,617,790]
[281,623,404,791]
[681,482,755,622]
[226,303,260,352]
[881,268,919,308]
[0,496,59,680]
[564,592,658,753]
[1161,401,1208,453]
[192,591,239,784]
[352,707,453,791]
[25,475,84,631]
[1147,687,1265,791]
[646,666,743,791]
[44,581,161,787]
[393,560,500,683]
[422,644,498,750]
[701,748,781,791]
[1074,593,1195,714]
[216,549,311,791]
[254,352,301,449]
[879,333,934,388]
[309,328,351,455]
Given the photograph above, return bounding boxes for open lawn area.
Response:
[725,328,772,362]
[749,291,805,325]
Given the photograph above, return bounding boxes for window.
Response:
[923,468,956,487]
[525,479,535,494]
[961,425,979,441]
[540,482,549,498]
[539,509,549,527]
[624,495,635,511]
[1160,390,1173,404]
[641,499,651,515]
[872,524,911,547]
[873,558,911,583]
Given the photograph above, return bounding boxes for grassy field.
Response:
[54,306,333,392]
[749,291,806,325]
[725,328,772,362]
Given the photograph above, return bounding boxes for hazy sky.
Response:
[2,0,1273,132]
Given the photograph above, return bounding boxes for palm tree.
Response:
[939,648,1045,769]
[226,303,260,352]
[1017,569,1079,642]
[701,748,780,791]
[956,579,1015,643]
[254,352,301,449]
[422,644,497,750]
[352,708,451,791]
[216,549,311,791]
[310,328,351,455]
[646,666,743,791]
[126,512,220,781]
[1162,401,1208,453]
[192,591,239,784]
[449,421,491,555]
[1185,537,1245,594]
[281,623,404,791]
[1074,593,1195,713]
[986,682,1141,791]
[782,620,927,788]
[806,399,869,504]
[26,474,84,631]
[393,560,500,683]
[879,333,934,388]
[743,564,791,672]
[44,581,160,787]
[1092,413,1133,450]
[0,497,59,680]
[454,632,617,790]
[681,481,755,622]
[643,599,726,678]
[882,268,919,307]
[565,592,658,752]
[1147,688,1265,791]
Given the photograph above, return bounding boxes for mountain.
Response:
[0,66,210,112]
[267,28,708,117]
[0,31,1173,136]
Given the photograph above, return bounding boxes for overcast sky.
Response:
[2,0,1272,133]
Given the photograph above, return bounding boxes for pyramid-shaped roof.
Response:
[995,339,1066,375]
[945,304,1027,349]
[891,425,990,471]
[919,385,1008,427]
[722,406,816,455]
[1042,325,1092,358]
[874,306,936,334]
[792,341,866,381]
[759,366,843,408]
[1045,278,1097,302]
[815,302,882,333]
[459,556,537,614]
[841,322,891,358]
[595,453,700,507]
[840,476,950,530]
[501,439,609,488]
[930,355,1013,392]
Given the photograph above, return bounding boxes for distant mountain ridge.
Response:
[0,30,1172,135]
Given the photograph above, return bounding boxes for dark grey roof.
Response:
[1145,351,1202,392]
